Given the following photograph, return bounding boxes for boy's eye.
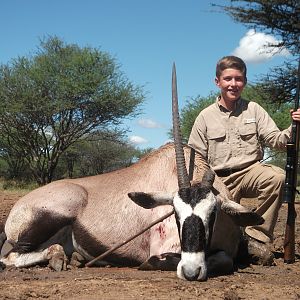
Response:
[223,76,244,82]
[235,77,244,82]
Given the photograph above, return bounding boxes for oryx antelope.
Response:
[0,64,264,281]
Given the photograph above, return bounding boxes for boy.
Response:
[188,55,300,265]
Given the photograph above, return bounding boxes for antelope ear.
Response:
[220,200,264,227]
[128,192,174,209]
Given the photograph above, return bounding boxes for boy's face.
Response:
[215,68,246,103]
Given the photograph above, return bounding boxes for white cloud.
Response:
[232,29,290,64]
[129,135,148,145]
[137,118,163,129]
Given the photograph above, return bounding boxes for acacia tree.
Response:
[217,0,299,54]
[0,36,145,185]
[58,130,139,178]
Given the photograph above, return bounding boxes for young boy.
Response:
[188,55,300,265]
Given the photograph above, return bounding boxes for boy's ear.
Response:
[215,76,220,86]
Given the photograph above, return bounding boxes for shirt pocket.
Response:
[238,123,260,155]
[207,128,227,165]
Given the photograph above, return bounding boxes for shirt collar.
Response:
[216,96,242,112]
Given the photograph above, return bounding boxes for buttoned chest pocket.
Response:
[238,123,260,155]
[207,128,227,165]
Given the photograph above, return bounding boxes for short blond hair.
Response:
[216,56,247,79]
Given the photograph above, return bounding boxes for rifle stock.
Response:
[283,202,296,263]
[283,58,300,263]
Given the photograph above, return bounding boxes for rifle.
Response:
[283,58,300,264]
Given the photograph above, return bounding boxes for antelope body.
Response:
[0,144,262,280]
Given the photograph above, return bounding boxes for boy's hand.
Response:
[291,108,300,122]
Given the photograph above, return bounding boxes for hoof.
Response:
[70,252,85,268]
[0,240,14,258]
[47,244,68,271]
[49,254,68,271]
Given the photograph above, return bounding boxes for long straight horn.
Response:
[172,63,190,189]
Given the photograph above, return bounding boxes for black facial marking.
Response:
[181,215,206,253]
[207,207,217,249]
[178,184,211,209]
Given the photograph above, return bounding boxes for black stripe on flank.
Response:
[15,209,74,253]
[181,215,205,253]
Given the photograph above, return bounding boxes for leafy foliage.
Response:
[255,61,299,106]
[58,132,139,178]
[214,0,299,55]
[0,36,145,184]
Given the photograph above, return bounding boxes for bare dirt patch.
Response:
[0,191,299,300]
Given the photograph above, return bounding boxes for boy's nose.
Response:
[230,79,237,85]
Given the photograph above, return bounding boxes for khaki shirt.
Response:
[188,97,291,171]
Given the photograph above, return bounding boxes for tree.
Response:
[0,134,32,181]
[57,130,139,178]
[256,61,298,105]
[0,36,145,185]
[215,0,299,55]
[133,147,154,160]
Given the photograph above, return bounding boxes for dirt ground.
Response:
[0,190,299,300]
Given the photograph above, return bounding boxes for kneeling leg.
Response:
[0,244,68,271]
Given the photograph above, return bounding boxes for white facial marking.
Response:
[173,192,192,235]
[193,192,217,240]
[177,251,207,281]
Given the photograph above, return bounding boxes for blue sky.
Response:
[0,0,290,149]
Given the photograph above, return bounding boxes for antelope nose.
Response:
[182,266,201,281]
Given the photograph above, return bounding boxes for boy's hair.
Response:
[216,56,247,79]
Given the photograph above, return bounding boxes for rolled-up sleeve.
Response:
[255,103,291,150]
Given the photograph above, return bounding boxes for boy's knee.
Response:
[273,172,285,185]
[264,165,285,186]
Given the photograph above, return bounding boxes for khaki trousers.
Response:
[220,162,285,243]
